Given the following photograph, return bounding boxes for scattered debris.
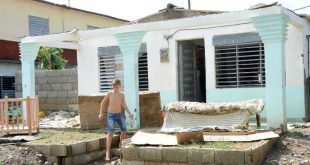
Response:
[40,111,80,128]
[0,144,45,165]
[264,122,310,164]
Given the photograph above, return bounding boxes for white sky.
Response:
[46,0,310,21]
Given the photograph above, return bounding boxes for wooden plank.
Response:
[4,96,8,130]
[26,96,32,135]
[176,132,204,144]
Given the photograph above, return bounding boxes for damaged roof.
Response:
[134,3,224,23]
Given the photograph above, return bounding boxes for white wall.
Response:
[77,15,307,101]
[0,63,20,76]
[78,36,118,96]
[285,24,305,85]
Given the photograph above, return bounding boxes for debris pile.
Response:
[40,111,80,128]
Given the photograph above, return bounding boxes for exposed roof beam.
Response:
[39,41,80,50]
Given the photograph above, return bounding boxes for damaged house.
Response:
[20,4,310,129]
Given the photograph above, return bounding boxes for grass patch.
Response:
[180,141,234,149]
[30,128,106,145]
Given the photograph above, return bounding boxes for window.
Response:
[0,77,15,98]
[98,46,123,93]
[98,44,148,93]
[215,42,265,88]
[87,25,99,30]
[28,16,49,36]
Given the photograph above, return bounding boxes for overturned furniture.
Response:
[161,99,264,132]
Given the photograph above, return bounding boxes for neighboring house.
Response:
[0,0,128,98]
[20,4,310,129]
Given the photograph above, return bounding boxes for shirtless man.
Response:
[98,79,133,161]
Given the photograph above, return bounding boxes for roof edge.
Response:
[33,0,129,22]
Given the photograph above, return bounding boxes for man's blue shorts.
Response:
[107,112,127,133]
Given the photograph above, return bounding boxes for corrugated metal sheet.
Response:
[160,111,249,132]
[28,16,49,36]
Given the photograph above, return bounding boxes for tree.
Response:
[37,47,67,70]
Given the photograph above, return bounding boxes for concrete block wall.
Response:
[121,139,278,165]
[15,68,78,116]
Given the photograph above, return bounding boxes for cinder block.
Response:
[188,148,214,164]
[45,156,59,164]
[27,144,51,156]
[168,163,189,165]
[62,83,73,90]
[47,91,57,97]
[68,97,78,104]
[139,147,162,162]
[47,77,58,83]
[58,104,69,111]
[36,71,46,78]
[214,150,244,165]
[72,83,78,90]
[50,144,68,156]
[51,84,62,90]
[63,69,73,76]
[38,91,48,98]
[57,91,68,97]
[47,70,59,77]
[67,75,77,82]
[99,137,106,149]
[86,139,100,152]
[68,90,78,97]
[69,142,86,155]
[162,147,187,163]
[37,77,48,83]
[71,150,104,165]
[122,146,139,161]
[61,156,72,165]
[42,84,52,91]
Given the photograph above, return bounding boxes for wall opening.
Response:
[178,39,205,102]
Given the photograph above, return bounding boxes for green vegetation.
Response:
[37,47,67,70]
[30,128,105,145]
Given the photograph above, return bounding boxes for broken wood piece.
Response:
[176,131,204,144]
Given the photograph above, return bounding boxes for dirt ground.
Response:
[0,123,309,165]
[264,123,310,165]
[0,144,44,165]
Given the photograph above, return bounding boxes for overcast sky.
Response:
[46,0,310,21]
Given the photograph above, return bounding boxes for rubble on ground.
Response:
[40,110,80,128]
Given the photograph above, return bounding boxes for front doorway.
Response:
[178,39,206,102]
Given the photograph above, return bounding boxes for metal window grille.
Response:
[28,16,49,36]
[215,42,265,88]
[0,77,15,98]
[138,53,149,91]
[99,54,118,93]
[98,46,148,93]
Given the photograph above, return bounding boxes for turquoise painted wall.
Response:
[204,86,305,120]
[159,90,178,107]
[286,85,305,120]
[207,88,266,117]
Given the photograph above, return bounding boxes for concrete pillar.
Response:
[19,42,40,98]
[114,31,145,129]
[251,14,288,129]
